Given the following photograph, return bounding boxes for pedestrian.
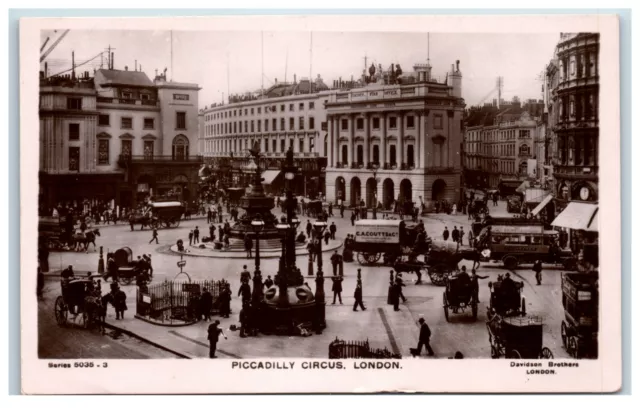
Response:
[468,229,475,247]
[238,279,251,305]
[340,203,345,218]
[329,222,337,240]
[129,214,135,231]
[533,260,543,285]
[306,240,316,262]
[149,227,159,244]
[459,227,465,247]
[201,287,213,321]
[193,226,200,244]
[350,212,356,227]
[391,281,400,311]
[207,209,212,224]
[218,226,224,242]
[209,223,215,241]
[264,275,274,289]
[219,285,231,318]
[188,230,194,246]
[207,320,227,358]
[353,271,366,311]
[395,273,407,303]
[114,287,127,320]
[328,202,333,217]
[414,317,435,356]
[323,229,330,245]
[330,250,340,276]
[239,304,249,338]
[306,220,312,237]
[470,269,489,302]
[442,227,449,241]
[331,276,343,305]
[451,226,459,244]
[143,254,153,277]
[244,234,253,258]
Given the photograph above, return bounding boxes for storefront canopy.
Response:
[261,170,281,185]
[551,202,599,232]
[524,188,550,204]
[516,180,531,193]
[531,194,553,216]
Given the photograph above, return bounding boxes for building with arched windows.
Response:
[39,63,201,212]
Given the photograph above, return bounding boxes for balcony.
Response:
[118,154,203,167]
[97,97,159,108]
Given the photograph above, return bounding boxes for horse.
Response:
[83,293,107,333]
[72,228,101,252]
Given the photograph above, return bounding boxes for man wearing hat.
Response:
[207,320,227,358]
[353,270,366,311]
[415,317,435,357]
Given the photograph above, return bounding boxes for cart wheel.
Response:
[164,219,172,228]
[372,253,381,263]
[443,292,449,322]
[561,321,568,349]
[503,256,518,270]
[356,252,367,266]
[365,253,380,265]
[539,347,554,359]
[507,349,521,359]
[521,297,526,316]
[568,336,578,358]
[491,345,499,359]
[54,296,68,327]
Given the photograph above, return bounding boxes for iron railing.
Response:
[328,338,401,359]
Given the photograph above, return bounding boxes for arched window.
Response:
[519,144,530,156]
[390,145,397,166]
[172,135,189,161]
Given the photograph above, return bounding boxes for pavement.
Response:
[40,201,571,359]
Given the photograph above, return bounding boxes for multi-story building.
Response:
[545,32,599,257]
[39,63,201,212]
[324,61,465,209]
[200,75,330,197]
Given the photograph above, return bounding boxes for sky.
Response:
[40,29,560,108]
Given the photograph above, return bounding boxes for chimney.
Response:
[135,60,137,71]
[125,66,128,71]
[111,52,114,69]
[451,64,454,73]
[71,51,76,81]
[44,62,48,78]
[456,60,460,72]
[275,78,277,84]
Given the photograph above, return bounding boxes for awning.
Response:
[531,194,553,216]
[261,170,281,185]
[551,202,599,232]
[516,180,530,193]
[524,188,550,204]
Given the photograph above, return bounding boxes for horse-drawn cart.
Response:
[55,278,103,329]
[148,201,184,229]
[487,315,554,359]
[442,272,478,322]
[561,272,598,359]
[107,247,151,285]
[425,240,469,286]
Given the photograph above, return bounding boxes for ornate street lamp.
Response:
[251,215,265,275]
[371,163,380,219]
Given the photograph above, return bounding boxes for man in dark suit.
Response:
[415,317,435,356]
[207,321,227,358]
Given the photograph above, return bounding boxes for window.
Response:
[273,139,277,152]
[356,118,364,130]
[372,117,380,129]
[356,145,363,165]
[144,141,154,160]
[143,118,155,129]
[258,107,261,114]
[122,92,133,99]
[289,118,294,130]
[434,114,443,129]
[97,139,109,165]
[141,94,150,101]
[299,139,304,152]
[407,144,415,167]
[570,59,576,75]
[280,139,285,152]
[121,140,132,157]
[299,103,304,110]
[309,102,315,109]
[299,117,305,130]
[244,109,248,115]
[289,104,294,112]
[172,135,189,160]
[239,110,243,117]
[176,112,187,130]
[98,114,110,126]
[309,117,315,130]
[265,119,269,132]
[373,145,380,164]
[233,122,237,133]
[390,145,397,166]
[389,117,397,129]
[244,121,248,133]
[251,108,254,115]
[68,123,80,141]
[341,145,348,164]
[280,105,285,112]
[406,115,415,128]
[257,121,261,132]
[68,147,80,171]
[341,119,348,130]
[121,117,132,129]
[234,110,237,117]
[251,121,255,132]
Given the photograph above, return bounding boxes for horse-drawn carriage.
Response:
[305,200,324,219]
[148,201,184,228]
[39,215,100,251]
[107,247,151,285]
[561,272,599,359]
[442,272,478,322]
[487,315,554,359]
[55,278,103,329]
[487,274,526,318]
[424,240,473,286]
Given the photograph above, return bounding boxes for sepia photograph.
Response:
[20,14,622,394]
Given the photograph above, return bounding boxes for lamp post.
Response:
[372,163,379,219]
[251,215,265,275]
[313,220,328,332]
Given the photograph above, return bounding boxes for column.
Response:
[415,110,422,169]
[327,116,333,166]
[398,113,405,167]
[333,117,339,167]
[381,114,387,167]
[348,115,355,166]
[363,113,370,166]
